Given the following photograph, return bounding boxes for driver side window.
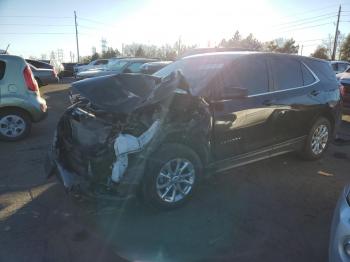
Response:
[223,57,269,96]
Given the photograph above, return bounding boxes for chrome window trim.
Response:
[248,61,320,98]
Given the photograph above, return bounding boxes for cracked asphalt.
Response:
[0,80,350,262]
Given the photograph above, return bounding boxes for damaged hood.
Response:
[71,71,189,114]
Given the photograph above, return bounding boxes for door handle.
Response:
[263,99,276,106]
[310,90,320,96]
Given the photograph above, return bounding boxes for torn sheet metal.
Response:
[111,120,160,183]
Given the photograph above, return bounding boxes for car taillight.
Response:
[340,84,346,97]
[23,65,38,92]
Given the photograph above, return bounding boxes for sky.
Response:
[0,0,349,61]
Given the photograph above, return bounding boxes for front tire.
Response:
[0,109,31,141]
[302,117,331,160]
[143,143,202,210]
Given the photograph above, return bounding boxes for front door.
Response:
[211,55,277,160]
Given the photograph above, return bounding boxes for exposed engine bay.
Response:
[45,71,212,198]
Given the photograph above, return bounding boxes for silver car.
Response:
[29,64,59,87]
[329,185,350,262]
[75,58,156,79]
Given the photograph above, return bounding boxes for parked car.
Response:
[331,61,350,74]
[45,52,341,209]
[29,64,59,87]
[75,58,157,79]
[60,62,76,77]
[26,59,54,70]
[140,61,172,75]
[0,55,47,141]
[329,185,350,262]
[74,59,110,74]
[39,59,64,76]
[73,62,88,75]
[336,66,350,115]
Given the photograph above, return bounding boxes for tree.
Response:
[310,46,329,60]
[101,47,121,59]
[135,46,145,57]
[218,31,262,50]
[240,33,262,50]
[340,34,350,61]
[265,38,299,54]
[91,52,100,61]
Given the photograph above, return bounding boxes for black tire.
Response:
[143,143,203,210]
[301,117,331,160]
[35,77,43,87]
[0,109,32,141]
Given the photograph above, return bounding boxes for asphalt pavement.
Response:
[0,81,350,262]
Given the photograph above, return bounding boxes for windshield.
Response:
[107,60,128,71]
[154,55,236,95]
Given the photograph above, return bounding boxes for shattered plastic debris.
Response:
[317,171,334,177]
[111,120,160,183]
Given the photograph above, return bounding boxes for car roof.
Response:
[0,54,26,63]
[117,57,157,62]
[181,51,328,64]
[142,61,172,66]
[330,61,350,64]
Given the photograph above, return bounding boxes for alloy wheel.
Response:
[311,124,329,155]
[0,115,26,138]
[156,158,195,203]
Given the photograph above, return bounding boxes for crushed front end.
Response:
[45,71,211,199]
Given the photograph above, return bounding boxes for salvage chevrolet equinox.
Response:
[45,52,342,209]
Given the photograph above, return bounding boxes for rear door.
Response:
[267,55,319,146]
[212,55,278,160]
[0,59,6,102]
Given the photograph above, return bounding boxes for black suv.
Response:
[46,52,342,209]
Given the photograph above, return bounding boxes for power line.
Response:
[277,22,334,34]
[0,23,73,26]
[297,38,325,42]
[273,3,339,20]
[0,32,75,35]
[274,14,336,30]
[78,17,112,26]
[78,24,100,30]
[272,12,337,27]
[0,15,71,19]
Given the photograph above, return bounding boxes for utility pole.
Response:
[300,45,303,56]
[74,11,80,63]
[332,5,341,60]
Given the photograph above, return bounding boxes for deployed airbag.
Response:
[111,120,160,182]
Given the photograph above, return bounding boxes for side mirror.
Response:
[218,86,248,100]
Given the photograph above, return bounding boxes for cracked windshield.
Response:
[1,0,350,261]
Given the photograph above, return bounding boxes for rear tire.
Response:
[301,117,331,160]
[0,109,31,141]
[35,77,43,87]
[143,143,202,210]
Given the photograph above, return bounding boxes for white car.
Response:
[74,59,112,74]
[331,61,350,74]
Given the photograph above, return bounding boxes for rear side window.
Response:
[338,63,349,72]
[225,57,269,95]
[126,62,144,73]
[331,63,338,71]
[270,57,303,90]
[0,60,5,80]
[301,64,316,85]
